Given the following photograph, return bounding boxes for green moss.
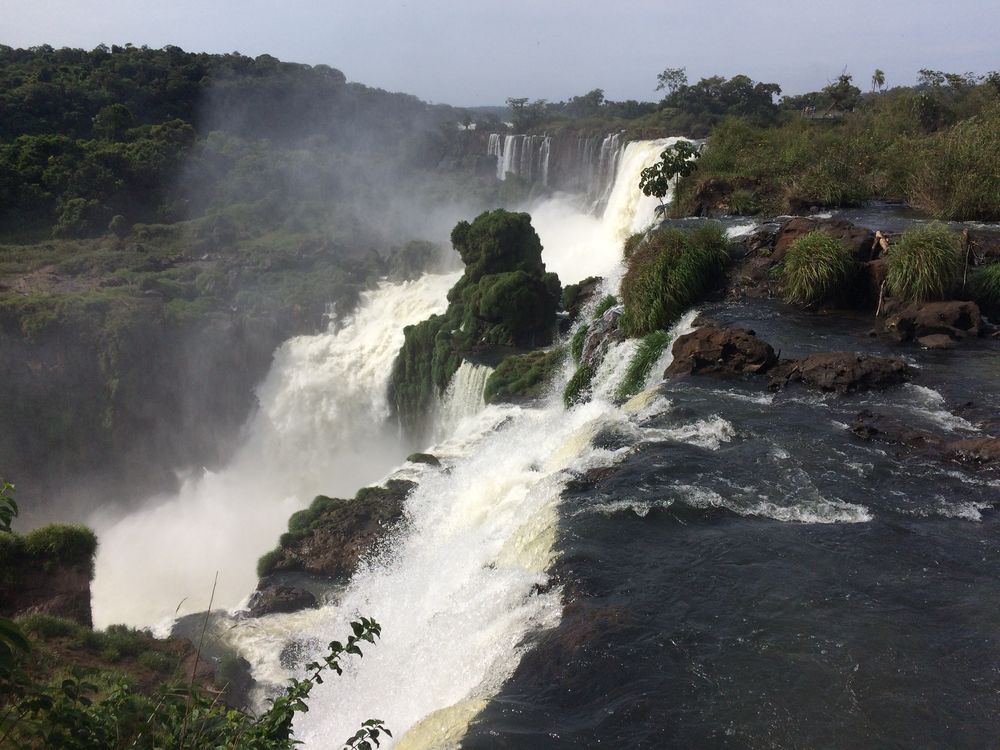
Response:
[563,364,596,407]
[256,548,282,578]
[886,223,962,302]
[484,348,566,404]
[390,210,561,436]
[570,324,590,363]
[780,231,856,306]
[592,294,617,319]
[614,330,674,402]
[619,224,729,338]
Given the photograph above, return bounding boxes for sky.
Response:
[3,0,998,106]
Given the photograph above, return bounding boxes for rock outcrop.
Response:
[851,410,1000,469]
[665,325,778,378]
[768,352,910,393]
[884,300,982,342]
[772,217,876,264]
[245,584,318,618]
[257,479,415,581]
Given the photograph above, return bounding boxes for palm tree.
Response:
[872,69,886,93]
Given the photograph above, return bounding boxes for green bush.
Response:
[16,614,84,640]
[592,294,617,319]
[971,263,1000,313]
[619,224,729,337]
[614,330,673,402]
[886,223,962,302]
[484,348,565,404]
[570,324,589,363]
[257,548,282,578]
[780,231,856,305]
[563,364,596,407]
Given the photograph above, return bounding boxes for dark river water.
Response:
[464,297,1000,749]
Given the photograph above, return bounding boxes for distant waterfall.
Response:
[487,130,627,207]
[488,134,552,185]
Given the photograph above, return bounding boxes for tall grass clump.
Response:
[971,263,1000,315]
[592,294,617,319]
[614,330,673,402]
[570,323,589,363]
[563,364,595,407]
[780,231,856,306]
[619,224,729,337]
[885,223,961,303]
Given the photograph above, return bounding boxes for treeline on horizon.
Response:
[0,43,477,240]
[504,66,1000,221]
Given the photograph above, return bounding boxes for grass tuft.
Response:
[971,262,1000,314]
[614,330,673,402]
[780,231,856,306]
[885,223,961,303]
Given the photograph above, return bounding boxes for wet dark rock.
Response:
[917,334,957,350]
[772,218,876,264]
[565,465,623,493]
[263,479,415,581]
[944,438,1000,467]
[406,452,441,467]
[850,410,942,450]
[884,300,982,342]
[0,561,93,626]
[665,326,778,378]
[769,352,910,393]
[245,584,318,618]
[580,305,623,369]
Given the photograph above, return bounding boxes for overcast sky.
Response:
[3,0,997,106]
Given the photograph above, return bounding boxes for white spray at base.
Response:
[90,272,458,628]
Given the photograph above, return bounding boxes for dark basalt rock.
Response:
[884,300,982,342]
[917,334,957,350]
[580,305,624,369]
[245,585,318,618]
[665,325,778,378]
[768,352,910,393]
[772,217,876,264]
[406,452,441,467]
[945,438,1000,467]
[263,479,416,581]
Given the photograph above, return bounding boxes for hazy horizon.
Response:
[4,1,999,107]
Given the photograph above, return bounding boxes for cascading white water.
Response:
[434,360,493,441]
[488,133,551,185]
[218,137,690,749]
[90,272,458,628]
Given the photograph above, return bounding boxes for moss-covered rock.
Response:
[484,348,566,404]
[390,210,561,436]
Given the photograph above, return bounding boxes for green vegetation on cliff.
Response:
[389,210,561,435]
[619,224,730,337]
[614,330,674,402]
[0,525,97,584]
[484,348,566,404]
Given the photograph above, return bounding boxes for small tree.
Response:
[871,69,886,93]
[638,141,701,201]
[655,67,688,95]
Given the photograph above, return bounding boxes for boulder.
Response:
[769,352,910,393]
[406,452,441,467]
[665,325,778,378]
[773,218,876,264]
[245,585,318,618]
[944,438,1000,467]
[580,305,623,369]
[917,334,957,350]
[884,300,982,342]
[850,410,942,450]
[264,479,415,581]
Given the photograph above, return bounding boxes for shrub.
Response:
[570,324,589,363]
[592,294,617,319]
[563,364,596,407]
[971,262,1000,314]
[619,224,729,337]
[886,223,962,302]
[16,614,84,640]
[780,231,856,306]
[484,348,565,404]
[614,330,673,402]
[257,548,282,578]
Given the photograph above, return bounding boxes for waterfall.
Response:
[90,272,459,628]
[435,360,493,440]
[487,133,551,185]
[211,138,679,749]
